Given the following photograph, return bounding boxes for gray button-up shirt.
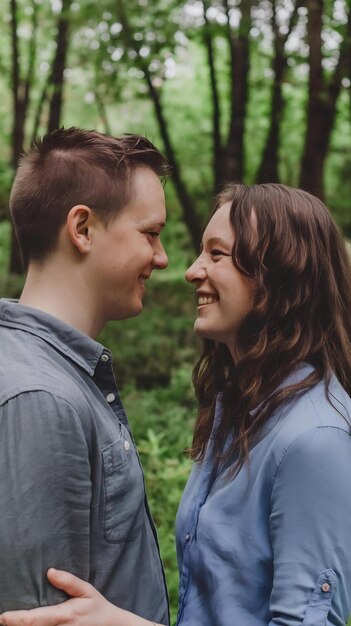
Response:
[0,299,169,624]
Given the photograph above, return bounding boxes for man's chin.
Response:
[114,301,143,321]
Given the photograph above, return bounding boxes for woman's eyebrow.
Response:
[205,236,231,248]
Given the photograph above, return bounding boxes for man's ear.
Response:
[66,205,95,254]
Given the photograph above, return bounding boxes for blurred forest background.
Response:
[0,0,351,622]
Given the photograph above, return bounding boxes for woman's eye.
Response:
[211,249,230,258]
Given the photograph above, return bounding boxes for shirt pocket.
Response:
[102,426,145,543]
[302,569,337,626]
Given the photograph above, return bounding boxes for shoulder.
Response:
[274,424,351,479]
[0,326,89,409]
[0,388,87,429]
[0,390,93,472]
[253,374,351,487]
[270,374,350,451]
[269,376,351,487]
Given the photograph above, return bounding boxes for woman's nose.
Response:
[185,257,206,283]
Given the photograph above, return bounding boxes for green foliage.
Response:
[98,271,199,389]
[326,90,351,235]
[123,368,195,622]
[0,222,11,270]
[1,0,351,238]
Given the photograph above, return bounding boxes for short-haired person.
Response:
[2,183,351,626]
[0,128,169,625]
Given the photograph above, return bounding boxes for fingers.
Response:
[0,611,30,626]
[0,571,93,626]
[0,607,60,626]
[46,569,93,599]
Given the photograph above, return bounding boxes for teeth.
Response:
[198,295,217,305]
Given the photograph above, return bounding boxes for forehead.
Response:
[203,202,233,240]
[122,166,166,223]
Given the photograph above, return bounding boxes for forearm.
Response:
[116,612,164,626]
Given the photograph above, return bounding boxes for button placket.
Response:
[94,349,129,429]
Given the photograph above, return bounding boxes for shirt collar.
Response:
[0,299,107,376]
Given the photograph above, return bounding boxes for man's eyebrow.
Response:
[141,220,166,228]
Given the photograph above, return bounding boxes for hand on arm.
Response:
[0,569,165,626]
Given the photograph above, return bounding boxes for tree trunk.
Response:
[31,82,49,143]
[116,0,202,248]
[220,0,252,185]
[143,68,202,248]
[256,0,302,183]
[10,0,23,170]
[9,0,39,273]
[95,91,111,135]
[202,0,222,192]
[256,37,285,183]
[47,0,70,132]
[299,0,325,198]
[300,0,351,198]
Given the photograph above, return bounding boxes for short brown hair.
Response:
[10,127,168,266]
[191,183,351,474]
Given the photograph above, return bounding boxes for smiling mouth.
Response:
[197,295,218,306]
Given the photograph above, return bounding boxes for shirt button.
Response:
[100,353,109,363]
[106,393,116,403]
[124,440,130,451]
[321,582,330,593]
[185,532,191,543]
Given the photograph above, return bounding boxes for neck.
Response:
[20,258,104,339]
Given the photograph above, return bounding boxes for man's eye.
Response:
[147,232,160,239]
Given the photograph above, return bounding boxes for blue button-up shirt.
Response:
[176,365,351,625]
[0,299,169,624]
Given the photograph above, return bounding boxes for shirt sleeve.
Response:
[268,426,351,626]
[0,390,92,610]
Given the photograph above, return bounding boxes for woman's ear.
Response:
[66,205,94,254]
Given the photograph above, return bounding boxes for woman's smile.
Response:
[197,292,219,307]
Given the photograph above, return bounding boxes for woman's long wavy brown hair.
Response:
[190,183,351,475]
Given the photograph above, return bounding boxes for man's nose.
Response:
[154,240,168,270]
